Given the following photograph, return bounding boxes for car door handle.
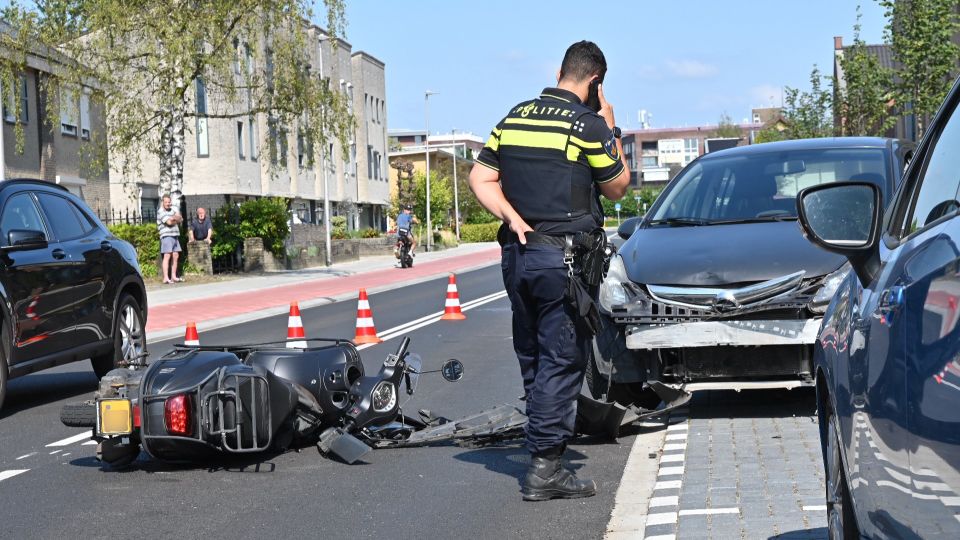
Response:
[51,248,66,260]
[878,285,905,314]
[100,241,112,252]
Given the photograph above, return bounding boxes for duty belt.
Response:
[520,232,570,248]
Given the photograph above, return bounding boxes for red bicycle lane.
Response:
[146,247,501,333]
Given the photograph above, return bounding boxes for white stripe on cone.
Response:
[288,316,303,327]
[445,299,459,307]
[287,339,307,348]
[357,300,370,310]
[184,339,199,346]
[356,317,375,327]
[447,285,457,293]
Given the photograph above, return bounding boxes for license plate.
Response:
[98,399,132,435]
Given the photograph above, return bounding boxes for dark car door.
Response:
[890,93,960,537]
[0,191,74,364]
[34,192,110,349]
[856,87,960,537]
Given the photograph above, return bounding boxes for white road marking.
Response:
[49,450,61,455]
[15,453,34,460]
[649,496,679,507]
[666,423,687,432]
[942,497,960,506]
[357,291,509,351]
[82,440,97,446]
[803,505,828,511]
[678,508,739,516]
[658,466,685,476]
[654,480,682,490]
[46,432,91,447]
[665,433,687,441]
[660,453,684,463]
[0,469,29,482]
[61,453,70,457]
[663,443,686,452]
[643,536,676,540]
[645,512,678,526]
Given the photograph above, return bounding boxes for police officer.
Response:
[468,41,629,501]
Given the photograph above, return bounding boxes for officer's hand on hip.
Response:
[509,216,534,245]
[597,84,616,130]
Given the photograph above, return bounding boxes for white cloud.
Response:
[665,59,718,79]
[749,84,784,108]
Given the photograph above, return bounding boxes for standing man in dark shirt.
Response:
[188,207,214,245]
[469,41,629,501]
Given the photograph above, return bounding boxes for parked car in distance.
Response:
[0,180,147,410]
[798,78,960,538]
[595,137,911,406]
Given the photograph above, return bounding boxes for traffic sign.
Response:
[614,203,621,212]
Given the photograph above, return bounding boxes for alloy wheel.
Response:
[119,303,145,365]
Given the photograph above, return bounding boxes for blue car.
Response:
[798,78,960,538]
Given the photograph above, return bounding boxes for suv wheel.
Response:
[91,294,146,379]
[826,405,860,539]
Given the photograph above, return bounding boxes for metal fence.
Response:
[98,209,157,227]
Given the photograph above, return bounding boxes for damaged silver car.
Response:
[591,137,911,406]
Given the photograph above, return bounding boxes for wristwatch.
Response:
[612,126,622,139]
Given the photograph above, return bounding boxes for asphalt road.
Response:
[0,264,643,540]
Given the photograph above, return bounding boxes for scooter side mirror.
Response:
[441,359,464,382]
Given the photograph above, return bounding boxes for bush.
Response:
[460,222,500,243]
[360,228,381,238]
[465,209,496,224]
[212,197,290,259]
[331,216,348,239]
[109,223,159,276]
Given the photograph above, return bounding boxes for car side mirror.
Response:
[4,229,48,251]
[797,182,882,286]
[617,216,641,240]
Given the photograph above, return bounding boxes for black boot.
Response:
[521,455,597,501]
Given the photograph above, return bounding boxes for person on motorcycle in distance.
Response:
[396,204,419,256]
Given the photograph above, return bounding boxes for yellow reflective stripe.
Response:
[503,118,572,129]
[566,144,582,162]
[570,136,602,149]
[586,152,617,168]
[485,133,500,151]
[540,92,571,102]
[499,129,567,150]
[492,128,502,137]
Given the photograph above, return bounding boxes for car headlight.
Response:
[371,381,396,412]
[810,263,851,314]
[599,255,629,312]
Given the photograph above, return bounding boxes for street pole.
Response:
[451,128,460,240]
[424,90,437,252]
[319,35,332,266]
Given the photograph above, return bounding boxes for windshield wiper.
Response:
[646,217,712,227]
[709,215,798,224]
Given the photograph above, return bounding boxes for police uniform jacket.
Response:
[476,87,624,235]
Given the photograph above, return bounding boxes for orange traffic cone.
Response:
[184,321,200,347]
[287,301,307,348]
[354,289,383,344]
[441,274,467,321]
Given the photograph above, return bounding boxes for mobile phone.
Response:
[585,77,602,112]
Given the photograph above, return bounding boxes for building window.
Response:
[195,77,209,157]
[642,156,658,167]
[367,145,373,178]
[684,138,698,154]
[233,38,241,74]
[80,91,90,139]
[60,86,79,136]
[4,75,28,124]
[249,117,258,160]
[237,121,245,159]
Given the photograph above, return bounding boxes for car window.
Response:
[36,193,88,241]
[900,99,960,237]
[650,148,889,222]
[0,193,46,245]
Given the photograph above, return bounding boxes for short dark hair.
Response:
[559,41,606,83]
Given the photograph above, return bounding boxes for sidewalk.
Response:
[145,242,501,342]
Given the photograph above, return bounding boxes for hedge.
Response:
[108,223,159,278]
[460,222,500,243]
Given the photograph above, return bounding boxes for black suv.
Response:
[0,179,147,410]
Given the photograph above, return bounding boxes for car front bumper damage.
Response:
[625,318,821,349]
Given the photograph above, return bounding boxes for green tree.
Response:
[879,0,960,138]
[714,113,742,139]
[836,8,896,136]
[389,170,453,228]
[780,65,834,140]
[2,0,354,208]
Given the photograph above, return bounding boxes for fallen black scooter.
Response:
[61,336,690,469]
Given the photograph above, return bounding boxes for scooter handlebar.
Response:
[394,336,410,359]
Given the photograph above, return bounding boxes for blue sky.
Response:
[343,0,888,137]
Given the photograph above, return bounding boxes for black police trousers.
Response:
[501,241,589,455]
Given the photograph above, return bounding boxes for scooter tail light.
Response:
[133,404,141,428]
[164,394,193,436]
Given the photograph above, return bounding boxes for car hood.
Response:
[619,221,845,286]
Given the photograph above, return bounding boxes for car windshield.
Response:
[648,147,890,225]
